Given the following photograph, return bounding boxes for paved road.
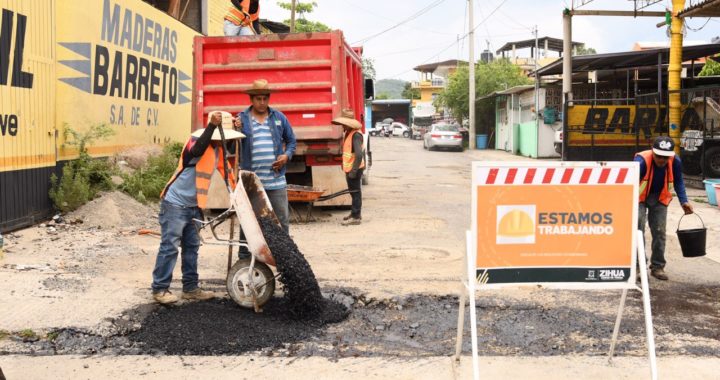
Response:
[1,136,719,379]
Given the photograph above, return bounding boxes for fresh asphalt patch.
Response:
[2,284,719,357]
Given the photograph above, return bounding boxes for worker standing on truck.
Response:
[635,136,694,281]
[236,79,297,233]
[151,111,244,304]
[333,109,365,226]
[224,0,261,36]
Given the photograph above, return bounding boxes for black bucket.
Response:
[676,213,707,258]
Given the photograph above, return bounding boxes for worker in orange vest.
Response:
[151,111,244,304]
[634,136,693,281]
[332,109,365,226]
[224,0,260,36]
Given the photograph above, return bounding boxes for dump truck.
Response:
[681,96,720,178]
[193,31,370,205]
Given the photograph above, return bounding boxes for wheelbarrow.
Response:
[287,184,358,223]
[193,170,281,312]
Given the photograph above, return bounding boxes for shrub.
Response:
[49,124,115,212]
[121,142,183,203]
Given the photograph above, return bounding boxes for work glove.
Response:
[348,170,358,179]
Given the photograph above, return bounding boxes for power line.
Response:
[339,0,456,37]
[380,0,512,80]
[352,0,449,45]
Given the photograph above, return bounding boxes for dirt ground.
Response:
[1,137,719,379]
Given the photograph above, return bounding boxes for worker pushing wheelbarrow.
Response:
[149,110,282,312]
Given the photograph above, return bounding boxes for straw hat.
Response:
[331,109,362,130]
[244,79,274,95]
[191,111,245,140]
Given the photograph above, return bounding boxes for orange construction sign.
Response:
[472,162,638,287]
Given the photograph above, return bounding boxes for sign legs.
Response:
[607,230,658,380]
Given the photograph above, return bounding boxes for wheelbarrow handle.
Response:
[677,212,705,231]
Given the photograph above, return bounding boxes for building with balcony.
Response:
[411,60,467,107]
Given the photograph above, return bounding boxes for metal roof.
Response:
[535,43,720,76]
[496,85,535,95]
[371,99,412,105]
[413,60,468,73]
[678,0,720,18]
[496,36,583,54]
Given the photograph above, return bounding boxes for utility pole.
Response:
[290,0,297,33]
[562,9,573,106]
[534,25,540,133]
[468,0,476,149]
[668,0,686,154]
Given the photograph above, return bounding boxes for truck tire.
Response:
[227,259,275,309]
[703,146,720,178]
[681,153,702,175]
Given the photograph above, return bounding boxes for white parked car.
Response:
[390,122,411,138]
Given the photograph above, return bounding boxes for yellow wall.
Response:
[207,0,227,36]
[55,0,199,160]
[0,0,57,172]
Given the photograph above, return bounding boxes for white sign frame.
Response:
[456,161,657,380]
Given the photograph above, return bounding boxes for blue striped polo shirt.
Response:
[251,116,286,190]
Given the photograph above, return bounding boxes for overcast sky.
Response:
[261,0,720,81]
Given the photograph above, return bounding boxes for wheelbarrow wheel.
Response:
[226,258,276,309]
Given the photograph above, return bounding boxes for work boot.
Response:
[153,290,178,304]
[650,268,669,281]
[182,288,216,301]
[341,217,362,226]
[342,213,354,221]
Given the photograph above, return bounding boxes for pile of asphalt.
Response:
[128,297,348,355]
[258,216,334,320]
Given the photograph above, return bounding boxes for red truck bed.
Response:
[193,31,365,160]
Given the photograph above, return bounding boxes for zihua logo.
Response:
[659,140,672,149]
[599,269,625,280]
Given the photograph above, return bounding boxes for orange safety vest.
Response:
[636,150,674,206]
[161,142,236,209]
[342,130,365,173]
[225,0,260,27]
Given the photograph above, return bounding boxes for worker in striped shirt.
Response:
[236,79,296,233]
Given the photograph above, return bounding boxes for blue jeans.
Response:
[223,20,254,36]
[266,188,290,233]
[638,194,668,269]
[151,201,203,293]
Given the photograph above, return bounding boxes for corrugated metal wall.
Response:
[1,0,56,231]
[207,0,226,36]
[1,0,198,231]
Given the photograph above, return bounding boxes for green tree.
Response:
[277,1,331,32]
[363,58,376,80]
[438,59,531,119]
[401,82,420,100]
[575,44,597,56]
[699,56,720,77]
[376,93,390,100]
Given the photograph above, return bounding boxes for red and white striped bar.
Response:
[475,166,634,186]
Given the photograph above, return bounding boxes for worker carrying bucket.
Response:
[150,111,244,305]
[634,136,694,281]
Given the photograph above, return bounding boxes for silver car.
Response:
[423,123,464,151]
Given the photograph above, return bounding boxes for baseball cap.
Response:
[652,136,675,157]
